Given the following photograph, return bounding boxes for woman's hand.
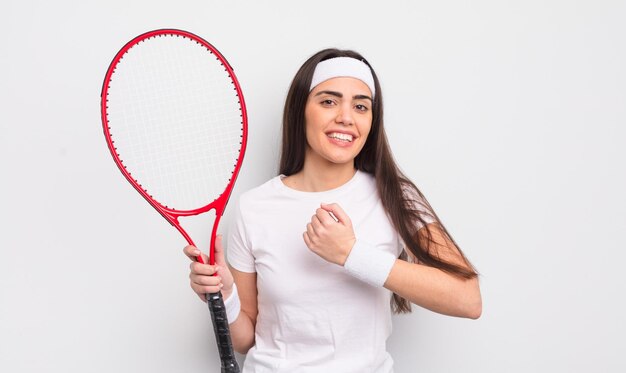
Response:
[183,234,235,302]
[303,203,356,266]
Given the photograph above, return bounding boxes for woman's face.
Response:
[303,77,373,168]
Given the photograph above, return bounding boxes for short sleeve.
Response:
[226,198,256,273]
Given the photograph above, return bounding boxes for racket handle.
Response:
[207,291,240,373]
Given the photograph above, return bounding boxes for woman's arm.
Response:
[184,236,258,354]
[384,223,482,319]
[228,268,258,354]
[304,203,481,319]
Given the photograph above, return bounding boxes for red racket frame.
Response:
[100,29,248,266]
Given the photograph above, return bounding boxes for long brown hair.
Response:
[279,49,478,313]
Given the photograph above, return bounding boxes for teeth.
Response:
[328,132,353,142]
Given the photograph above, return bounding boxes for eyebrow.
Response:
[314,90,373,102]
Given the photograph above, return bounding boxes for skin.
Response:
[282,77,373,192]
[184,77,482,354]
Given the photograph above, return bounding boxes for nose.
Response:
[335,102,354,126]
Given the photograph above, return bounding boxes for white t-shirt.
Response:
[228,170,426,373]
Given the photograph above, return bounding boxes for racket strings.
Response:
[106,34,244,210]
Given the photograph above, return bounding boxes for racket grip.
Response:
[207,291,240,373]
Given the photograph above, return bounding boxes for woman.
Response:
[184,48,482,372]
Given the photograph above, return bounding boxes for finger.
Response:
[315,208,336,225]
[320,203,350,224]
[190,273,222,286]
[197,250,210,264]
[306,222,317,239]
[183,245,200,260]
[191,281,223,296]
[214,234,227,267]
[184,245,209,263]
[310,215,324,232]
[303,231,312,248]
[190,261,219,276]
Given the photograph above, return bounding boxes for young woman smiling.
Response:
[184,49,482,372]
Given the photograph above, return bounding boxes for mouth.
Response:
[327,132,354,143]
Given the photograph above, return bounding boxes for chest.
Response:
[246,193,399,304]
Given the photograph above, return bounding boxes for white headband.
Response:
[309,57,376,97]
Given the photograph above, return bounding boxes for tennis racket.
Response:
[100,29,246,373]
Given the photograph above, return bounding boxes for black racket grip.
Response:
[207,291,240,373]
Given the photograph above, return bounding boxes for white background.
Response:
[1,1,625,372]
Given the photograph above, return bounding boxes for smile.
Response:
[327,132,354,142]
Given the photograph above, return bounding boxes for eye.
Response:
[355,104,369,112]
[319,99,337,108]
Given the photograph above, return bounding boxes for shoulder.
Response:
[239,176,275,199]
[236,175,284,211]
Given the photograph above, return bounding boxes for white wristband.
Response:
[343,240,396,287]
[223,283,241,324]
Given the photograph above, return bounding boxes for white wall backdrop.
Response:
[1,1,625,372]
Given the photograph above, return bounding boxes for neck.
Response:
[285,156,357,192]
